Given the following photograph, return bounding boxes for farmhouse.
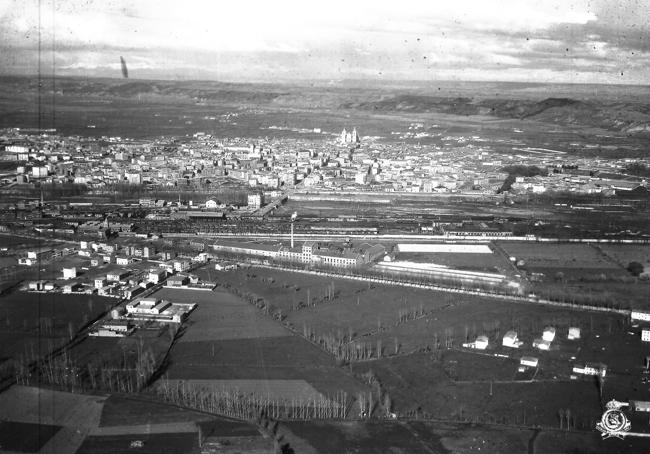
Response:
[502,330,523,348]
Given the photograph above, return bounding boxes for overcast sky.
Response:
[0,0,648,84]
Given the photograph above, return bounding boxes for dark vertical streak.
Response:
[51,0,55,129]
[38,0,42,131]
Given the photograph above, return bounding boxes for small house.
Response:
[533,338,551,351]
[462,335,488,350]
[567,327,581,340]
[502,330,523,348]
[542,327,556,342]
[520,356,539,368]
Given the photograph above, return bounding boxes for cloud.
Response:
[0,0,648,83]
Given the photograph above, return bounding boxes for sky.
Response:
[0,0,648,84]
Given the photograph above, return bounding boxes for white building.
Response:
[94,278,107,289]
[573,363,607,377]
[116,256,132,266]
[62,267,77,280]
[642,329,650,342]
[173,260,190,272]
[463,335,489,350]
[32,166,48,178]
[533,338,552,351]
[126,298,171,315]
[520,356,539,368]
[631,311,650,322]
[247,193,263,209]
[542,327,556,342]
[148,269,167,284]
[474,335,489,350]
[567,327,581,340]
[125,172,141,184]
[502,330,523,348]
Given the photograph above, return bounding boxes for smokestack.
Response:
[290,212,297,249]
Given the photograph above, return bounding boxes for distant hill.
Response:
[1,75,649,135]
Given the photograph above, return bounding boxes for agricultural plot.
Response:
[0,233,55,250]
[154,288,289,341]
[0,291,115,383]
[352,353,602,429]
[0,420,62,452]
[497,241,626,280]
[281,420,533,454]
[212,266,373,315]
[76,432,199,454]
[597,244,650,268]
[156,284,368,414]
[534,429,650,454]
[161,378,328,402]
[164,336,365,398]
[99,395,221,427]
[395,251,509,273]
[51,323,176,392]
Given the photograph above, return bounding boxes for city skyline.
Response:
[0,0,648,84]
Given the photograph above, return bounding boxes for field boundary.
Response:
[249,264,631,316]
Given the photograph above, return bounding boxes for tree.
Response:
[627,261,644,277]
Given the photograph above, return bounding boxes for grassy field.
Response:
[196,266,644,422]
[0,420,62,452]
[498,242,626,278]
[99,394,221,427]
[352,353,602,429]
[281,420,538,454]
[155,284,368,407]
[154,287,289,341]
[164,336,365,399]
[76,432,199,454]
[0,291,115,383]
[161,378,328,402]
[597,244,650,268]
